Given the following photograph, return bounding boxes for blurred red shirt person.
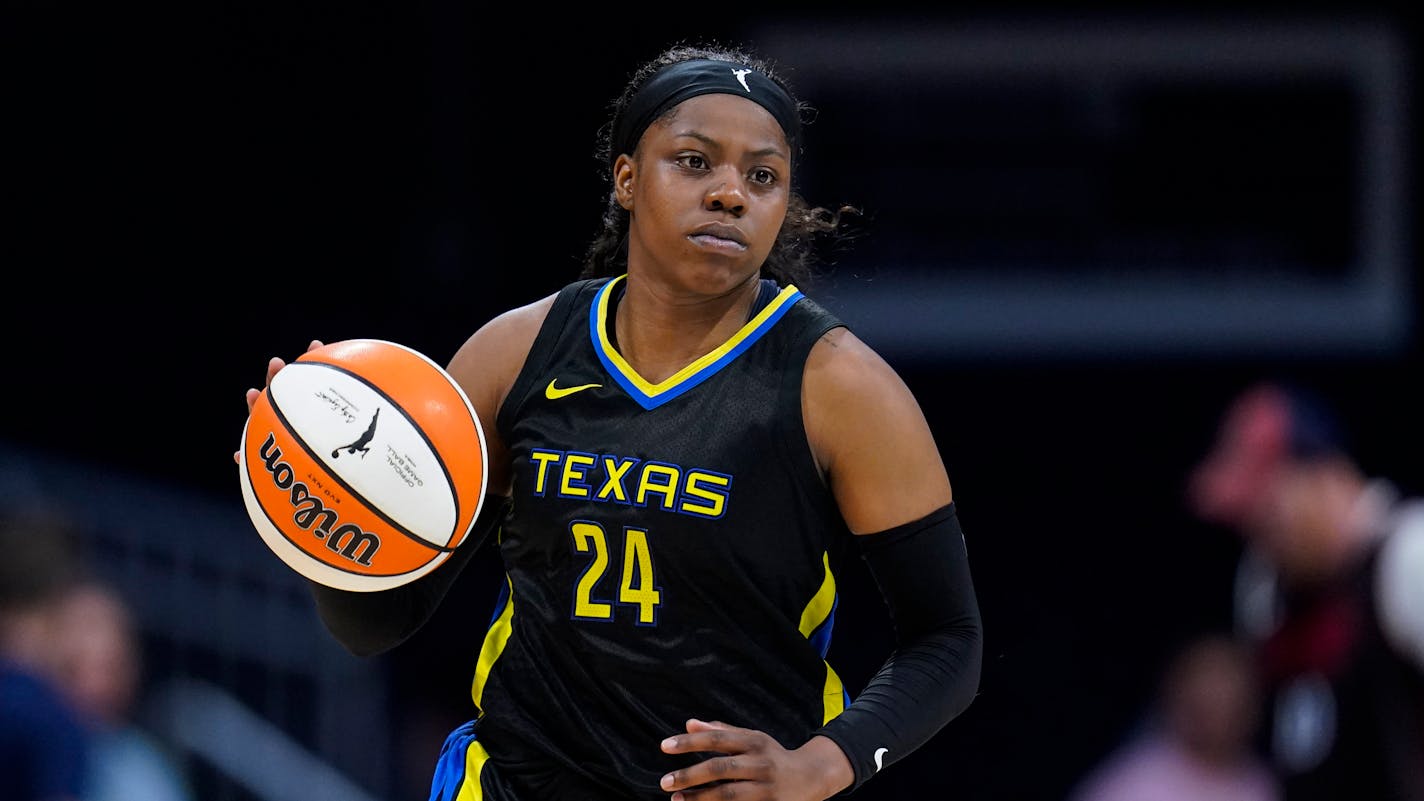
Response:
[1188,381,1424,801]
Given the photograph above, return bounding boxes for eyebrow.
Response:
[673,129,788,161]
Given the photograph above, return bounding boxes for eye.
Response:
[674,153,709,171]
[749,167,778,186]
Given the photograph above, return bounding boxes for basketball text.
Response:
[256,433,382,565]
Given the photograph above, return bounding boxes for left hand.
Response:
[658,719,853,800]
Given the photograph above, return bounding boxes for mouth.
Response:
[688,223,748,253]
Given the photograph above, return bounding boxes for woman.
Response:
[243,42,983,801]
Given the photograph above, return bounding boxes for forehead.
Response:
[648,93,791,153]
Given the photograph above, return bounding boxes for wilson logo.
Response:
[257,433,381,565]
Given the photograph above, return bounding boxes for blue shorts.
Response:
[428,719,516,801]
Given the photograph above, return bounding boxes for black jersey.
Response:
[470,275,853,800]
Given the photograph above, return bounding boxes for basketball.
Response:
[237,339,488,592]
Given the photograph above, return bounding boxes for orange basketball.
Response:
[237,339,488,592]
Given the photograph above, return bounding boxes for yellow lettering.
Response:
[530,450,562,495]
[571,523,612,619]
[597,456,637,502]
[680,471,730,517]
[636,464,680,510]
[560,453,596,498]
[619,529,661,624]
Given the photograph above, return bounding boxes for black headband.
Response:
[609,58,801,169]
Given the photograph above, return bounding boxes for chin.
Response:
[682,261,761,293]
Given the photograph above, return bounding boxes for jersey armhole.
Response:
[775,299,851,544]
[495,279,603,438]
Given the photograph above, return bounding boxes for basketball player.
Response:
[1187,381,1424,801]
[0,509,88,801]
[243,42,983,800]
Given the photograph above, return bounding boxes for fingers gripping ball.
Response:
[238,339,488,591]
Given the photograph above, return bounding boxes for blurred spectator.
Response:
[0,508,88,801]
[1187,380,1424,801]
[50,579,194,801]
[1067,633,1279,801]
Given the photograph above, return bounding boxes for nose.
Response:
[704,167,747,217]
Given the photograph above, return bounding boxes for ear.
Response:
[613,154,635,210]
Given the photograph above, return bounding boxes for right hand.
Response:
[234,339,325,464]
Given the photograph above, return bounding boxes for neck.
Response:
[613,272,762,383]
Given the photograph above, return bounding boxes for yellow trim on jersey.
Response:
[471,574,515,712]
[823,662,846,724]
[594,274,803,399]
[455,739,491,801]
[798,552,837,638]
[797,552,846,724]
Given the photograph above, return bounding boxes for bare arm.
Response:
[443,293,558,498]
[804,328,982,791]
[803,326,953,533]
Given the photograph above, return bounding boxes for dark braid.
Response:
[580,42,857,288]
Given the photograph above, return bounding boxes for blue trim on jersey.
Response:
[589,275,805,410]
[429,719,478,801]
[488,578,510,626]
[809,596,837,658]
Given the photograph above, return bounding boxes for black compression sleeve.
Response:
[814,502,983,792]
[307,494,511,657]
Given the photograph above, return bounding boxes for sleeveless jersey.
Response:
[471,275,853,800]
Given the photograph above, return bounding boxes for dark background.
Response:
[5,1,1420,800]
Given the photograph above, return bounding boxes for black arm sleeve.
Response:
[813,502,983,793]
[307,494,511,657]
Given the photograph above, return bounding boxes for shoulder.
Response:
[447,292,558,388]
[0,665,86,739]
[802,327,953,534]
[1375,498,1424,670]
[467,290,562,346]
[450,277,609,367]
[803,327,917,414]
[444,291,560,494]
[802,327,939,455]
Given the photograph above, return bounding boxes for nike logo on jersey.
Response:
[545,379,602,400]
[874,748,889,771]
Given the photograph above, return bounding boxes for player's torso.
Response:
[1254,524,1424,801]
[477,276,852,799]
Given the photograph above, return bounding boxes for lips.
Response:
[688,222,747,249]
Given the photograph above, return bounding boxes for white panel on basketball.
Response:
[268,362,458,547]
